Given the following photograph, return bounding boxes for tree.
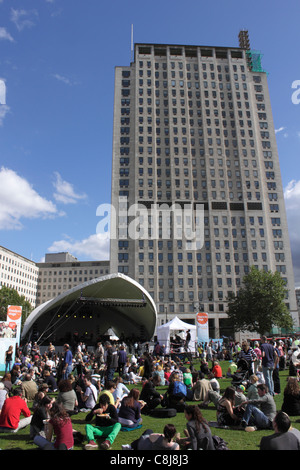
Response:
[0,286,33,330]
[226,266,294,336]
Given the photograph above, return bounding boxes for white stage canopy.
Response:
[156,316,197,354]
[21,273,157,344]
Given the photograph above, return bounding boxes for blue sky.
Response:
[0,0,300,286]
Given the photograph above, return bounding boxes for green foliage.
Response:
[0,285,33,328]
[226,266,293,336]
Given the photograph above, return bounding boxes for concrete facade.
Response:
[36,254,110,306]
[0,245,39,307]
[110,41,298,337]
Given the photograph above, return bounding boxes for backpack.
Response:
[212,435,229,450]
[172,380,187,397]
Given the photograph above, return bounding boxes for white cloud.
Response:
[48,233,110,261]
[0,167,58,230]
[284,179,300,287]
[0,104,10,125]
[284,179,300,209]
[53,172,87,204]
[52,74,79,86]
[275,127,286,134]
[0,27,14,42]
[10,8,38,32]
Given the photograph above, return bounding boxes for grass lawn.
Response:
[0,360,298,451]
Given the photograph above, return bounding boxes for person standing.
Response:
[95,341,104,365]
[260,336,276,396]
[272,340,281,394]
[185,330,191,351]
[105,342,119,384]
[239,341,257,373]
[118,345,127,377]
[62,344,73,380]
[4,345,14,374]
[47,342,55,359]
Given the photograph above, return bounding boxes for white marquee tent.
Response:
[156,316,197,354]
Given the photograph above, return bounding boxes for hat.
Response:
[237,385,245,392]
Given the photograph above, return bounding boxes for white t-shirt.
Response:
[84,384,98,409]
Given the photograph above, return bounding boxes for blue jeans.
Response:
[5,361,12,373]
[262,366,274,396]
[63,364,73,380]
[34,435,73,450]
[107,368,116,382]
[242,404,272,429]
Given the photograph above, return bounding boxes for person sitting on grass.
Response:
[0,382,8,413]
[247,375,259,400]
[239,383,277,432]
[30,395,54,439]
[216,386,242,427]
[140,375,164,414]
[99,380,119,408]
[123,424,179,450]
[163,373,187,412]
[192,372,212,402]
[260,411,300,450]
[112,376,130,406]
[33,401,74,450]
[176,405,215,450]
[118,388,144,428]
[0,386,31,433]
[281,376,300,416]
[84,393,121,450]
[182,368,192,387]
[76,375,98,411]
[128,365,143,384]
[56,379,78,416]
[212,361,222,379]
[234,385,247,406]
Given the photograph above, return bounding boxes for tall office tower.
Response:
[110,33,298,337]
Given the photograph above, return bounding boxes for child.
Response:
[183,368,193,388]
[256,366,265,384]
[247,375,259,400]
[234,385,247,406]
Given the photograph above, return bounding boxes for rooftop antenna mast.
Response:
[238,29,250,50]
[131,24,134,62]
[238,29,267,74]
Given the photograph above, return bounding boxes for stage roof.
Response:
[21,273,157,343]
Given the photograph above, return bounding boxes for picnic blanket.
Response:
[120,424,143,432]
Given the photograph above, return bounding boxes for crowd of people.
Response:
[0,334,300,450]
